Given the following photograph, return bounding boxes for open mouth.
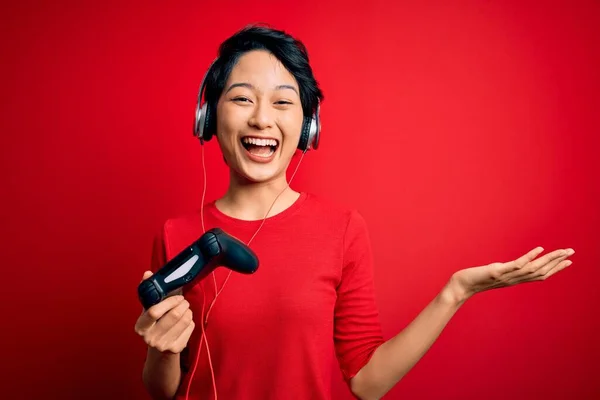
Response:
[241,136,279,158]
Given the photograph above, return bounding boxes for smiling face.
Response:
[214,50,304,184]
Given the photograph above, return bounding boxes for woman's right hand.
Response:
[134,271,195,354]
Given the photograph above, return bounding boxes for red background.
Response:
[2,1,599,399]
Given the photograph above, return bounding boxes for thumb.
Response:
[141,270,153,283]
[139,270,154,314]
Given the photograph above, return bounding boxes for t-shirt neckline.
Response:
[204,191,309,227]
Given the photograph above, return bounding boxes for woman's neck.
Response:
[214,172,301,221]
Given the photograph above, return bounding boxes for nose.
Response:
[248,101,274,130]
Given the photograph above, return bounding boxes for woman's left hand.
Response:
[450,247,575,302]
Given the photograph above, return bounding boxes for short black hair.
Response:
[203,24,323,118]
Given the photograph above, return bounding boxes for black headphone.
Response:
[193,58,321,152]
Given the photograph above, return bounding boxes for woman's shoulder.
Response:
[154,209,203,242]
[302,192,368,228]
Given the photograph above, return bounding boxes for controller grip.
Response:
[138,279,162,310]
[214,229,259,274]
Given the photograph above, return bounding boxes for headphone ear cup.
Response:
[203,102,215,142]
[298,113,321,151]
[195,102,207,140]
[298,115,313,151]
[311,111,320,150]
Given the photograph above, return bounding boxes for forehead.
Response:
[226,50,299,90]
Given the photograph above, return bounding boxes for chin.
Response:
[237,163,286,184]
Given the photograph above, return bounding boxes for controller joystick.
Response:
[138,228,259,309]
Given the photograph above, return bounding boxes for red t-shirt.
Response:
[150,192,385,399]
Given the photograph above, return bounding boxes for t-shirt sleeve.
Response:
[334,210,385,382]
[150,224,168,273]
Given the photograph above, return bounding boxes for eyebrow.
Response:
[225,82,299,96]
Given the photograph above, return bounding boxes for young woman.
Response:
[134,25,575,400]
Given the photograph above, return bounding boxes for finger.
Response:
[135,295,185,332]
[528,248,574,272]
[503,252,567,282]
[155,309,194,349]
[513,259,573,284]
[503,247,570,276]
[169,309,194,341]
[513,247,546,269]
[531,253,572,278]
[155,299,191,332]
[170,319,196,353]
[538,259,573,280]
[496,247,544,274]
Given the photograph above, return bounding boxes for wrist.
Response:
[148,346,182,361]
[442,274,472,307]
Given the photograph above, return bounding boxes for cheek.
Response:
[281,115,304,150]
[216,111,241,147]
[215,128,237,160]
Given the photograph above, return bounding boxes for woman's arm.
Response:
[142,348,183,400]
[350,275,465,400]
[350,247,573,400]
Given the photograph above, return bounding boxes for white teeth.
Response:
[242,137,278,147]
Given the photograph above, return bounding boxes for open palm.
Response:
[453,247,575,299]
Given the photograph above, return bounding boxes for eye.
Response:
[274,100,293,105]
[232,97,251,103]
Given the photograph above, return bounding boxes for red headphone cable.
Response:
[184,145,307,400]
